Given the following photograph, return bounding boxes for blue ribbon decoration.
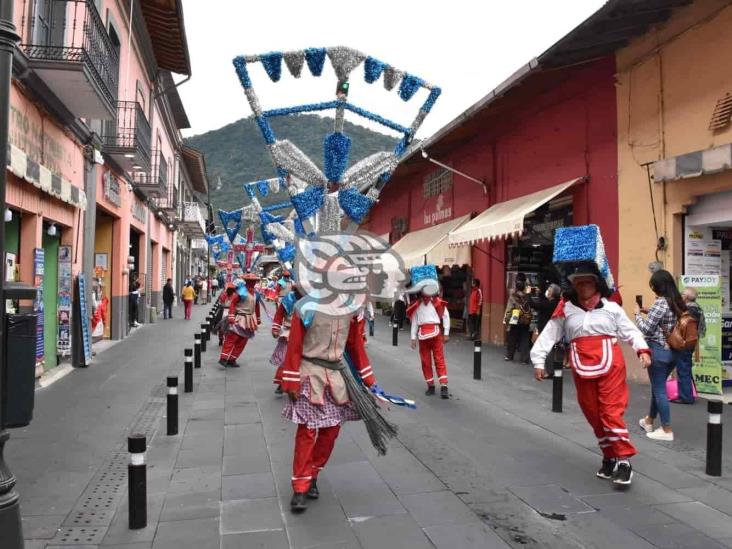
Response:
[422,87,442,113]
[294,216,305,236]
[278,243,296,264]
[255,116,275,145]
[232,56,252,88]
[260,51,283,82]
[364,56,385,84]
[338,186,375,224]
[399,73,425,101]
[256,179,270,196]
[342,351,416,409]
[244,183,256,199]
[218,209,243,244]
[323,132,351,183]
[304,47,327,76]
[291,186,325,220]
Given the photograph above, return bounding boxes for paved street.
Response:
[9,304,732,549]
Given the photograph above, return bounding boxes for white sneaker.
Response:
[646,428,674,441]
[638,417,653,433]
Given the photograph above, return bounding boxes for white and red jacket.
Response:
[407,297,450,341]
[530,298,650,378]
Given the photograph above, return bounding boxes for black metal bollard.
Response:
[200,325,208,352]
[184,348,193,393]
[194,333,201,369]
[473,339,482,380]
[706,400,723,476]
[552,363,563,413]
[166,376,178,436]
[128,434,147,529]
[392,323,398,346]
[208,314,214,331]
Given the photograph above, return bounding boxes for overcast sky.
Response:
[178,0,607,141]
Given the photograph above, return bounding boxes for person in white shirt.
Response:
[406,265,451,398]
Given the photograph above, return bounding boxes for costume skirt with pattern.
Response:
[282,377,360,429]
[269,337,287,367]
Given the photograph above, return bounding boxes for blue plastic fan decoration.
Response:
[338,186,375,224]
[304,47,327,76]
[256,180,269,196]
[218,209,242,244]
[399,73,425,101]
[364,56,385,84]
[260,51,283,82]
[324,132,352,183]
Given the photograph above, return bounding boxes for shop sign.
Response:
[679,274,723,395]
[103,172,121,207]
[33,248,44,364]
[422,193,453,227]
[131,198,147,223]
[57,245,72,357]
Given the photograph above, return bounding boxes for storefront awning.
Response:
[448,178,581,246]
[392,214,471,268]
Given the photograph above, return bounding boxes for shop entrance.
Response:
[42,224,59,370]
[94,211,114,339]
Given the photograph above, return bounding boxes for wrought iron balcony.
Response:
[20,0,120,120]
[133,150,167,197]
[102,101,152,172]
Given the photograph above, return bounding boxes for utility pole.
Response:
[0,0,24,546]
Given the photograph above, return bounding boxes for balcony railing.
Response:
[102,101,152,169]
[20,0,120,118]
[179,201,206,237]
[133,150,167,197]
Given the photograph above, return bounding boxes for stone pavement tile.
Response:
[22,514,65,539]
[152,516,219,549]
[351,514,434,549]
[101,494,165,545]
[592,503,676,530]
[325,434,368,466]
[509,484,594,516]
[632,522,728,548]
[367,446,446,496]
[220,498,284,534]
[174,445,222,468]
[180,431,224,450]
[424,522,511,549]
[223,453,272,476]
[184,419,224,435]
[562,512,656,549]
[678,484,732,516]
[720,538,732,548]
[655,501,732,539]
[225,403,261,425]
[192,399,226,411]
[159,489,221,522]
[23,541,49,549]
[222,472,276,501]
[221,530,289,549]
[325,461,406,518]
[399,490,479,528]
[579,475,694,508]
[168,466,221,494]
[188,407,225,421]
[630,454,709,490]
[284,504,361,549]
[102,544,153,548]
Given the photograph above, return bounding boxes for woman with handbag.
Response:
[635,269,685,442]
[504,279,532,364]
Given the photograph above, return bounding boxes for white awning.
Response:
[392,215,472,268]
[448,178,581,246]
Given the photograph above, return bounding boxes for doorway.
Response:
[42,225,59,370]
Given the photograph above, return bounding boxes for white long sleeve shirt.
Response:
[530,299,649,370]
[411,301,451,340]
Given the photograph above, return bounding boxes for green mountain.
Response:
[185,114,398,217]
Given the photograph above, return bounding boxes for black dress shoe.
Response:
[440,386,449,399]
[218,359,228,367]
[228,361,240,368]
[274,385,283,395]
[306,479,319,499]
[290,492,307,512]
[425,385,436,396]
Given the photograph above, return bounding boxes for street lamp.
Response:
[0,2,24,547]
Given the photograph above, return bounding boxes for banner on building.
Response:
[679,274,723,395]
[57,245,72,357]
[33,248,44,364]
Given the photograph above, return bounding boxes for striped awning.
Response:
[7,144,87,209]
[391,215,472,268]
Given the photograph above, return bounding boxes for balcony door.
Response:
[32,0,66,48]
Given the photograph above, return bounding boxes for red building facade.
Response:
[364,57,619,344]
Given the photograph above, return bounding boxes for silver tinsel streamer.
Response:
[320,192,342,233]
[410,110,428,135]
[241,204,259,222]
[283,218,296,234]
[271,140,328,186]
[267,177,281,193]
[342,152,399,190]
[265,222,295,243]
[334,96,346,133]
[245,87,262,116]
[383,66,403,91]
[284,51,305,78]
[327,47,366,81]
[366,186,380,201]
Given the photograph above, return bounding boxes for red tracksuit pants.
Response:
[292,424,341,492]
[273,366,284,386]
[220,331,248,362]
[418,335,448,386]
[573,362,636,459]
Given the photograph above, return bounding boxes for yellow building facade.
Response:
[617,0,732,382]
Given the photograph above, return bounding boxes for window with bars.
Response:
[423,168,453,198]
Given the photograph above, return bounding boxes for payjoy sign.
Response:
[423,193,452,226]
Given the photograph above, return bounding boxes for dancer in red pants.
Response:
[270,285,301,394]
[531,263,650,486]
[406,265,451,398]
[219,274,260,367]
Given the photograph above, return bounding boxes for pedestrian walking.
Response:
[162,278,175,319]
[504,279,532,364]
[211,276,219,297]
[529,283,562,378]
[391,292,407,330]
[636,270,686,441]
[468,278,483,340]
[406,265,451,398]
[219,274,261,367]
[129,276,141,328]
[181,281,196,320]
[215,283,236,346]
[531,263,651,486]
[194,275,202,305]
[674,287,705,404]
